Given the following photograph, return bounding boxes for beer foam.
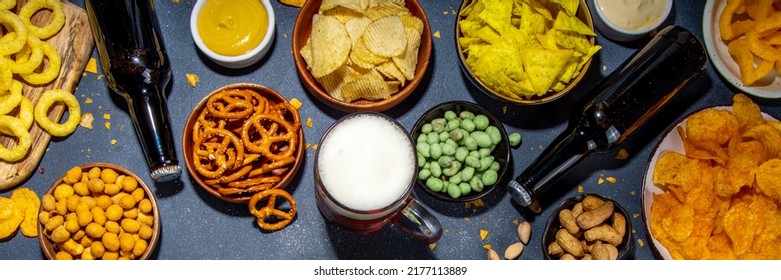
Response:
[318,114,415,212]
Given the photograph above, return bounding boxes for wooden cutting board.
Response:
[0,1,94,190]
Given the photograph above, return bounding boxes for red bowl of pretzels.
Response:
[182,83,304,204]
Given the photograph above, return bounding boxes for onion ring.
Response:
[0,79,22,115]
[247,189,297,231]
[33,89,80,137]
[17,0,65,39]
[0,115,32,162]
[20,40,59,85]
[0,10,28,55]
[0,96,32,135]
[1,34,43,74]
[0,57,13,94]
[0,0,15,10]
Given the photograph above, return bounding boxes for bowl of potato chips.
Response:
[703,0,781,99]
[292,0,432,112]
[456,0,600,105]
[642,94,781,260]
[37,163,160,260]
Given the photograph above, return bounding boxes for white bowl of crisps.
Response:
[456,0,600,105]
[37,162,160,260]
[642,94,781,260]
[292,0,432,112]
[703,0,781,99]
[411,101,510,202]
[543,194,632,260]
[190,0,276,69]
[182,83,304,204]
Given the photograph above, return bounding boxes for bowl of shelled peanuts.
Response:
[37,163,160,260]
[411,101,511,202]
[542,194,633,260]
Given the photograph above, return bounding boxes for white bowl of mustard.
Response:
[190,0,275,68]
[590,0,672,42]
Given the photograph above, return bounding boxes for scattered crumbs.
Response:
[119,125,125,132]
[606,176,617,184]
[85,58,98,73]
[637,239,645,247]
[463,217,470,222]
[443,11,448,15]
[111,139,117,145]
[482,244,491,250]
[630,191,636,196]
[104,122,111,130]
[615,148,629,160]
[79,113,94,130]
[305,117,313,128]
[186,73,199,87]
[103,113,111,120]
[632,213,640,219]
[577,185,584,193]
[283,33,288,38]
[97,75,104,80]
[84,98,93,104]
[38,167,45,174]
[479,229,488,241]
[538,144,543,150]
[172,0,180,3]
[434,31,441,38]
[82,72,87,77]
[502,105,507,114]
[512,219,519,225]
[98,105,103,110]
[632,229,637,234]
[305,143,311,150]
[465,198,484,208]
[289,98,303,109]
[312,144,318,151]
[602,65,607,71]
[598,177,605,185]
[450,9,456,15]
[428,243,436,250]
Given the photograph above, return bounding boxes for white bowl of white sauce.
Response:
[590,0,672,42]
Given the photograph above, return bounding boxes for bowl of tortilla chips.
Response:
[455,0,600,105]
[292,0,432,112]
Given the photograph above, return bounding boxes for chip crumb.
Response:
[615,148,629,160]
[38,167,45,174]
[577,185,584,193]
[186,73,199,87]
[513,219,519,225]
[450,9,456,15]
[482,244,491,250]
[305,117,313,128]
[82,72,87,77]
[465,198,484,208]
[637,239,645,247]
[602,65,607,71]
[464,217,470,222]
[79,113,94,130]
[104,122,111,130]
[606,176,617,183]
[443,11,448,15]
[434,31,441,38]
[632,229,637,234]
[111,139,117,145]
[630,191,636,196]
[502,105,507,114]
[103,113,111,120]
[479,229,488,240]
[633,213,640,219]
[428,243,436,249]
[172,0,180,3]
[289,98,303,109]
[84,98,93,104]
[85,57,97,73]
[312,144,318,151]
[283,33,288,38]
[305,143,311,150]
[598,177,605,185]
[97,75,104,80]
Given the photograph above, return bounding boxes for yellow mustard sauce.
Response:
[197,0,268,56]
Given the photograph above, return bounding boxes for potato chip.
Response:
[10,187,39,237]
[344,16,373,46]
[316,64,365,101]
[310,15,352,78]
[722,202,762,256]
[362,15,407,57]
[707,233,737,260]
[392,26,421,81]
[756,158,781,200]
[375,61,405,86]
[300,38,313,68]
[0,196,24,239]
[732,93,765,130]
[364,1,409,20]
[399,13,423,35]
[742,123,781,158]
[663,203,695,243]
[340,70,390,102]
[323,6,364,23]
[320,0,367,13]
[685,108,739,146]
[279,0,307,8]
[350,36,389,69]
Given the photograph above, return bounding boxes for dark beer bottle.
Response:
[507,26,708,207]
[85,0,181,182]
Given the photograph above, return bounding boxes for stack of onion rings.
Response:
[190,87,301,200]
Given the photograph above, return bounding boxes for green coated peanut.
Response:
[437,155,453,168]
[432,118,447,128]
[442,142,456,156]
[430,143,442,160]
[423,162,430,170]
[465,155,480,168]
[417,134,427,144]
[430,162,442,178]
[448,173,462,184]
[449,128,464,141]
[455,147,469,162]
[481,169,498,185]
[418,169,431,180]
[432,122,445,133]
[471,131,492,148]
[459,111,475,120]
[473,115,489,131]
[439,131,449,142]
[446,119,460,131]
[447,183,461,198]
[426,132,439,144]
[508,132,522,147]
[416,143,430,158]
[486,126,501,145]
[426,177,443,192]
[479,148,492,157]
[459,182,471,196]
[479,156,494,171]
[464,136,478,151]
[417,153,425,167]
[469,176,484,192]
[421,123,432,134]
[461,119,475,132]
[444,110,457,120]
[469,150,480,159]
[442,161,462,177]
[490,161,500,171]
[461,166,475,181]
[442,181,449,193]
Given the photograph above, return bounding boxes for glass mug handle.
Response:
[391,197,442,243]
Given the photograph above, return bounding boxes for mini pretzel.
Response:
[206,89,255,119]
[241,114,298,161]
[248,189,297,231]
[193,128,245,179]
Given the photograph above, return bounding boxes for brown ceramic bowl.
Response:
[455,0,595,105]
[292,0,432,112]
[182,83,304,203]
[38,162,160,260]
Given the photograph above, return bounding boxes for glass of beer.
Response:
[314,113,442,243]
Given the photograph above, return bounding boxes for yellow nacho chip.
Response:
[520,48,574,94]
[10,188,39,237]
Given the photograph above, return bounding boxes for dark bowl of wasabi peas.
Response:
[411,101,511,202]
